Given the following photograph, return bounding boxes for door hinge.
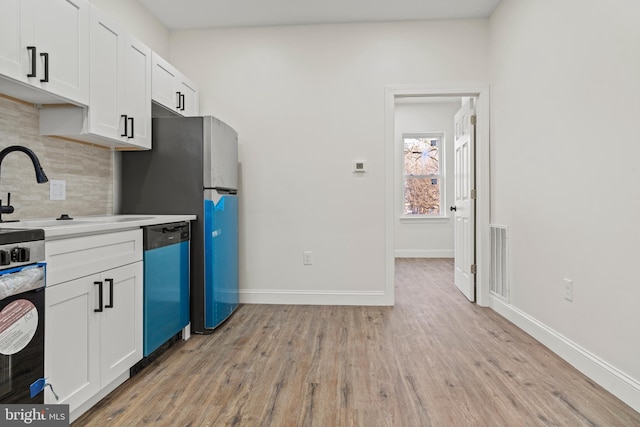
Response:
[471,189,477,199]
[470,115,477,125]
[470,264,477,274]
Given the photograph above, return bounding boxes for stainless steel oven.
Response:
[0,228,45,404]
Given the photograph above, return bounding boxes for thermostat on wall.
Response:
[353,160,367,173]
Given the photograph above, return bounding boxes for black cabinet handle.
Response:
[27,46,37,77]
[94,281,103,312]
[180,94,185,111]
[176,91,181,109]
[40,52,49,82]
[128,117,134,138]
[450,206,457,212]
[121,114,128,137]
[105,278,114,308]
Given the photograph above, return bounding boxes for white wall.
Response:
[489,0,640,410]
[394,100,459,258]
[89,0,170,58]
[170,20,489,304]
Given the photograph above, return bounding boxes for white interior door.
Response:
[452,99,476,301]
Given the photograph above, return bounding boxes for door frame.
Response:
[384,84,490,306]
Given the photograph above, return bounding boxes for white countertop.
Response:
[0,214,196,240]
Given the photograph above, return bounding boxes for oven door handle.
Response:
[105,278,114,308]
[94,281,103,312]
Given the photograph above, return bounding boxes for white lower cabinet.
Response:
[44,230,143,419]
[98,264,143,385]
[45,273,99,409]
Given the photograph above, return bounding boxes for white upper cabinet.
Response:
[0,0,89,105]
[152,52,199,116]
[151,53,178,111]
[178,77,199,117]
[89,8,123,139]
[0,0,28,80]
[123,37,152,145]
[39,6,152,149]
[87,7,151,148]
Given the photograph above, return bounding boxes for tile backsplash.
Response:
[0,95,113,220]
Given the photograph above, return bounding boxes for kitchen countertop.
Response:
[0,214,196,240]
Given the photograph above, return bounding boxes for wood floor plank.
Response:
[73,258,640,426]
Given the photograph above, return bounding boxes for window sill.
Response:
[399,215,451,223]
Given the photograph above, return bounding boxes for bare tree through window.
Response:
[403,135,443,216]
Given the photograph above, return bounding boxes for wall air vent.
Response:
[490,225,509,300]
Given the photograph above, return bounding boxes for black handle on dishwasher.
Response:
[27,46,37,77]
[94,281,103,312]
[105,278,114,308]
[40,52,49,82]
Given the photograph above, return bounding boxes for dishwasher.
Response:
[142,222,190,357]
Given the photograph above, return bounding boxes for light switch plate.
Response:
[50,179,66,201]
[563,278,573,302]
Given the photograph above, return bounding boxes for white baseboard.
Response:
[239,290,389,306]
[394,249,454,258]
[491,296,640,413]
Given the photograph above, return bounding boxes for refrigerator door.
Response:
[204,192,239,329]
[203,116,238,191]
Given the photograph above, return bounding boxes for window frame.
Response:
[400,132,447,221]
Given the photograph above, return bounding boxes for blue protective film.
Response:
[204,195,239,329]
[143,241,190,356]
[30,378,46,398]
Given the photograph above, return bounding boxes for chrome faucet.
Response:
[0,145,49,222]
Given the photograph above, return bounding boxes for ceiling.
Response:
[139,0,502,31]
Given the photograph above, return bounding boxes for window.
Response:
[403,134,444,216]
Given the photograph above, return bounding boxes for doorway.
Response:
[393,97,460,260]
[384,85,490,307]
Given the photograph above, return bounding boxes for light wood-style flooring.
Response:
[73,258,640,426]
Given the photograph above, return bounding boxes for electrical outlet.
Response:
[303,251,312,265]
[564,279,573,301]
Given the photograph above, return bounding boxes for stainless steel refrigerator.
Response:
[120,116,239,334]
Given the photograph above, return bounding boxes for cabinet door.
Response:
[33,0,89,104]
[122,35,152,148]
[88,7,123,140]
[178,77,199,116]
[99,262,143,386]
[151,53,180,113]
[0,0,33,83]
[45,275,101,410]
